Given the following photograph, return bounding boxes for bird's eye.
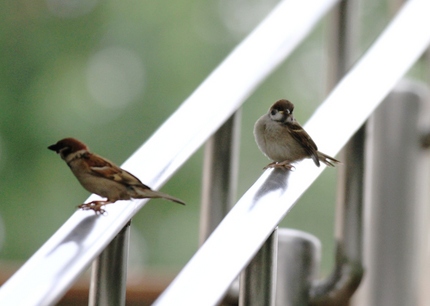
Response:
[270,109,277,116]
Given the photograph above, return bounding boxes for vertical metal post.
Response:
[199,111,241,244]
[330,0,363,257]
[326,0,360,88]
[239,230,278,306]
[358,82,429,306]
[308,1,365,305]
[310,126,365,305]
[276,229,321,306]
[89,222,130,306]
[199,111,241,304]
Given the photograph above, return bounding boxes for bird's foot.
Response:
[263,161,295,171]
[78,200,111,215]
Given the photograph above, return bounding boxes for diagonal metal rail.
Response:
[153,0,430,305]
[0,0,339,305]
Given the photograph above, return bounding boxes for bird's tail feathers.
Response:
[133,187,185,205]
[317,151,341,167]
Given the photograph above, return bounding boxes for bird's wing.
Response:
[285,121,320,166]
[86,153,152,189]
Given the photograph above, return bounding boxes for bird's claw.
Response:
[78,201,108,215]
[263,161,295,171]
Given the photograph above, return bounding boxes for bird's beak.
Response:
[48,144,60,153]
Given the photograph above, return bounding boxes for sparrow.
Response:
[254,99,340,170]
[48,138,185,214]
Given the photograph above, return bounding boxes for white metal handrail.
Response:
[0,0,339,305]
[0,0,429,304]
[154,0,430,305]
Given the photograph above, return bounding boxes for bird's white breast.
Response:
[254,114,307,162]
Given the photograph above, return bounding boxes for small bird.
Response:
[254,99,340,170]
[48,138,185,214]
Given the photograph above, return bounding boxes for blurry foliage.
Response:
[0,0,420,278]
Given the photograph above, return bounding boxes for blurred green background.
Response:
[0,0,418,280]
